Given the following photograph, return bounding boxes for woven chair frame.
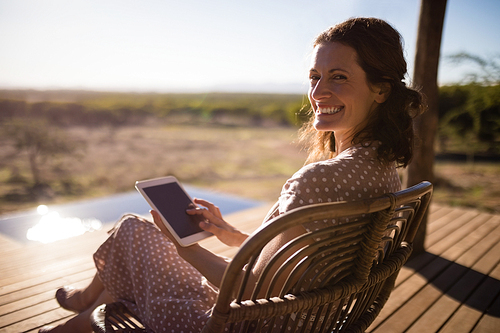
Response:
[91,181,432,333]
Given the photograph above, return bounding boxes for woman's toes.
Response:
[55,287,89,313]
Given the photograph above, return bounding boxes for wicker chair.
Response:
[91,181,433,333]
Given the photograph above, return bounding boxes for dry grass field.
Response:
[0,122,306,214]
[433,161,500,213]
[1,122,499,215]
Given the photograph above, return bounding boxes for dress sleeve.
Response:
[277,163,332,214]
[276,162,345,232]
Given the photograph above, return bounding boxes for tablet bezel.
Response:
[135,176,212,247]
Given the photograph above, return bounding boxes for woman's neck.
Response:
[335,134,356,154]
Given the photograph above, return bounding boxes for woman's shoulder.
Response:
[278,141,400,214]
[297,142,381,175]
[281,143,380,196]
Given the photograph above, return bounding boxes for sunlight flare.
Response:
[27,205,102,243]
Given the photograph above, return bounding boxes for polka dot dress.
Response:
[93,141,401,332]
[94,216,218,332]
[278,142,401,232]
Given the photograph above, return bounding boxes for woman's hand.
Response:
[150,210,184,247]
[186,198,249,247]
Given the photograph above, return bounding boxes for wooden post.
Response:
[405,0,447,255]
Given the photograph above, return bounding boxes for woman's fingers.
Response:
[151,209,164,230]
[186,206,226,228]
[186,206,211,218]
[198,220,222,235]
[186,199,249,247]
[193,198,222,218]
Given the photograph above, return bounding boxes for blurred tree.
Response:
[438,83,500,160]
[0,99,28,121]
[405,0,447,256]
[447,52,500,85]
[2,118,80,186]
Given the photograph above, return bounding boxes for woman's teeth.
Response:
[318,107,343,114]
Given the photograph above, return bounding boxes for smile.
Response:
[318,106,343,115]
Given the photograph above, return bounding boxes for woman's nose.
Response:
[310,79,331,101]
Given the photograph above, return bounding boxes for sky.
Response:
[1,0,499,94]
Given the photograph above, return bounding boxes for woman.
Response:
[40,17,424,333]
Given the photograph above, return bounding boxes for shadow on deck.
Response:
[406,253,500,316]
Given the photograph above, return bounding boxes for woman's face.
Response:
[308,42,382,141]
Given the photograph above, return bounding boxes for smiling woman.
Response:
[300,17,425,166]
[38,18,426,333]
[308,42,389,146]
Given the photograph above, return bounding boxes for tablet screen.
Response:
[142,182,205,238]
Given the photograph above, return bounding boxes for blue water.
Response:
[0,186,264,243]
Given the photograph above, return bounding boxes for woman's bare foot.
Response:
[56,274,105,313]
[56,287,93,313]
[43,280,112,333]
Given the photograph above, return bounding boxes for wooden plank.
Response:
[403,222,500,332]
[454,216,500,270]
[439,262,500,333]
[23,317,69,333]
[368,254,450,331]
[369,209,499,332]
[0,259,96,298]
[394,252,437,287]
[0,234,23,254]
[0,271,94,315]
[426,205,460,234]
[392,205,465,286]
[438,214,499,263]
[468,219,500,275]
[404,265,489,332]
[0,306,73,333]
[473,289,500,333]
[1,203,499,333]
[0,297,72,330]
[426,204,450,221]
[427,212,492,257]
[373,262,468,333]
[0,230,108,283]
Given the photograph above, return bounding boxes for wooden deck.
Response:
[0,203,499,332]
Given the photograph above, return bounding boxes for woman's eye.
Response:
[309,75,321,85]
[332,74,347,80]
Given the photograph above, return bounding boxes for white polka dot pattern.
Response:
[277,142,401,231]
[94,217,218,332]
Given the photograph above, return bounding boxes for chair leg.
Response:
[90,304,107,333]
[90,302,146,333]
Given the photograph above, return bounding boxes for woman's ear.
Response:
[374,82,391,104]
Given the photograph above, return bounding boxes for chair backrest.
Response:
[202,181,433,333]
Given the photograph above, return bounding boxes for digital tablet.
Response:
[135,176,212,246]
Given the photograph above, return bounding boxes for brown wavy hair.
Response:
[300,17,425,167]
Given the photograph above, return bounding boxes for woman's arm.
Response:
[151,210,229,288]
[152,197,309,297]
[186,196,310,298]
[177,243,230,288]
